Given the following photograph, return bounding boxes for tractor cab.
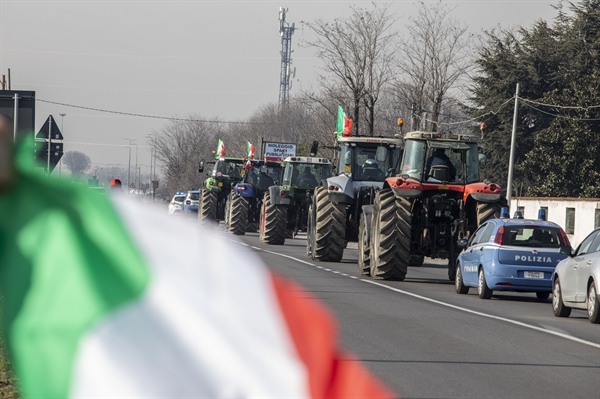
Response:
[400,131,482,184]
[336,137,401,182]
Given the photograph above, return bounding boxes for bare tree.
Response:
[62,151,91,176]
[302,2,397,136]
[394,2,473,132]
[150,116,224,194]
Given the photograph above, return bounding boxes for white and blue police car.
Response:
[455,208,571,300]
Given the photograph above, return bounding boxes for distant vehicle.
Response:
[455,209,571,300]
[168,192,186,215]
[552,227,600,323]
[183,190,200,213]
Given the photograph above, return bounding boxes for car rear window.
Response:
[505,226,566,247]
[189,193,200,200]
[174,196,185,202]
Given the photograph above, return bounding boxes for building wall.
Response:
[510,197,600,248]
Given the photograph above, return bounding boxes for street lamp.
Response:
[124,138,135,191]
[59,113,66,178]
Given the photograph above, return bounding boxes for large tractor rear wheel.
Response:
[227,193,248,235]
[370,189,409,280]
[357,212,370,276]
[259,192,286,245]
[199,189,217,224]
[310,186,346,262]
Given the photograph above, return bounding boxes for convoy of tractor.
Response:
[194,114,506,283]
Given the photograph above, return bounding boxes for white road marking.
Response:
[235,239,600,350]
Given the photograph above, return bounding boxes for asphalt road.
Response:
[220,229,600,399]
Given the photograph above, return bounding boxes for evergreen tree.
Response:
[467,0,600,197]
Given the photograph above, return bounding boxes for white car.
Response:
[552,227,600,323]
[168,192,186,215]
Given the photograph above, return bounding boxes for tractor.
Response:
[198,157,247,224]
[259,156,332,245]
[364,130,506,281]
[224,160,283,235]
[306,136,403,262]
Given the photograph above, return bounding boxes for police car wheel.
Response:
[478,268,493,299]
[455,264,469,295]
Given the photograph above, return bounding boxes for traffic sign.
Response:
[36,115,63,140]
[34,140,63,172]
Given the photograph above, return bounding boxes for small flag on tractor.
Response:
[215,139,226,159]
[247,141,255,159]
[335,106,353,138]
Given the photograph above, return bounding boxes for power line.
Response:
[36,98,279,125]
[521,102,600,121]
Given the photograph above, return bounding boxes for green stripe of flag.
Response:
[0,140,150,398]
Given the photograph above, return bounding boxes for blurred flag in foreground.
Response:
[0,140,395,398]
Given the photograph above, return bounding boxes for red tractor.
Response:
[362,131,506,281]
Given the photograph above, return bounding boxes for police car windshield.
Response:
[174,196,185,202]
[188,192,200,201]
[505,226,566,248]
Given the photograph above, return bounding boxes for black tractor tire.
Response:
[357,212,370,276]
[408,255,424,266]
[306,202,316,258]
[227,194,248,236]
[476,201,504,226]
[259,192,286,245]
[448,250,458,282]
[199,189,217,224]
[311,186,346,262]
[223,195,231,230]
[370,189,409,280]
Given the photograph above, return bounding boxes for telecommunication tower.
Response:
[278,8,296,110]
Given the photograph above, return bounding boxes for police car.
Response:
[455,209,571,299]
[183,190,200,213]
[168,192,186,215]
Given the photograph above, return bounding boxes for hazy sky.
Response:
[1,0,562,173]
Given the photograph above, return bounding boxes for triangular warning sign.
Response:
[36,115,63,140]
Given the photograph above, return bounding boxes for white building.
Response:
[509,197,600,248]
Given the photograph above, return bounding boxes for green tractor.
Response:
[259,156,332,245]
[198,157,247,224]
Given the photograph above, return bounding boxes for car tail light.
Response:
[559,229,571,246]
[186,200,191,205]
[494,226,504,245]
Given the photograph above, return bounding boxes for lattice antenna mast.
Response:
[278,7,296,111]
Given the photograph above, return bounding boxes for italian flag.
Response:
[216,138,226,158]
[336,105,353,138]
[247,141,255,159]
[0,142,394,398]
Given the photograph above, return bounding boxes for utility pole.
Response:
[506,83,520,212]
[124,138,135,191]
[278,7,296,111]
[134,143,139,190]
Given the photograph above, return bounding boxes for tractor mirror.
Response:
[310,140,319,156]
[198,161,204,173]
[375,146,388,162]
[478,153,487,165]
